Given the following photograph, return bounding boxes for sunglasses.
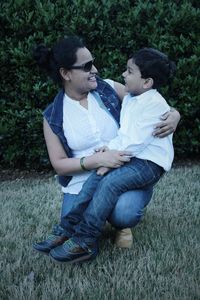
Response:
[70,58,95,72]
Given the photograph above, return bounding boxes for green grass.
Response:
[0,165,199,300]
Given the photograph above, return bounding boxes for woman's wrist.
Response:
[80,157,88,171]
[79,153,102,171]
[170,107,181,122]
[90,152,104,169]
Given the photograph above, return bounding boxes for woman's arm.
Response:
[43,118,131,176]
[113,81,127,102]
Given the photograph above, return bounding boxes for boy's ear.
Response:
[143,78,154,89]
[59,67,71,81]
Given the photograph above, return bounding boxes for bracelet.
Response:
[80,156,88,171]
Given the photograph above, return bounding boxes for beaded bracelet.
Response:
[80,156,88,171]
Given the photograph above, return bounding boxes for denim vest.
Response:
[43,77,121,187]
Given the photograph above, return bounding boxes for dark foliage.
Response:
[1,0,199,169]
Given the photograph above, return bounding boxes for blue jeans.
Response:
[70,158,163,245]
[53,187,152,237]
[58,158,163,241]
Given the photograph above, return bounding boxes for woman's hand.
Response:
[96,150,132,168]
[153,109,181,138]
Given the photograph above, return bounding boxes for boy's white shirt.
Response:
[108,89,174,171]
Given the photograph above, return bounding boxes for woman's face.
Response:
[68,47,98,95]
[122,59,145,95]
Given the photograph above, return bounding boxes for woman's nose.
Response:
[91,64,98,73]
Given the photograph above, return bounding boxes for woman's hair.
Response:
[131,48,176,89]
[33,36,85,85]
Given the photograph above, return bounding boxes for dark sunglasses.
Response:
[70,58,95,72]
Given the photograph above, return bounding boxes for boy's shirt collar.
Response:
[130,89,157,101]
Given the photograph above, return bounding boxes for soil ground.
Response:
[1,159,199,182]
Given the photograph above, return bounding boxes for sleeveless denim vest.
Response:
[43,77,121,187]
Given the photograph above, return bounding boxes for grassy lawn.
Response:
[0,165,199,300]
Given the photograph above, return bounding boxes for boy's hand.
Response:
[95,145,109,152]
[97,166,110,176]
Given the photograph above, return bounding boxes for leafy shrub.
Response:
[0,0,199,169]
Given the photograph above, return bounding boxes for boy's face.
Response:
[122,59,146,95]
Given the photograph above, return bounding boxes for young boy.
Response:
[49,48,176,263]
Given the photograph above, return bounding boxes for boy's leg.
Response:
[60,171,104,237]
[72,158,163,246]
[33,171,103,254]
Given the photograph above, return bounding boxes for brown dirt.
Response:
[0,159,199,182]
[0,169,55,182]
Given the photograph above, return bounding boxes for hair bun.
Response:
[168,60,176,76]
[33,44,52,70]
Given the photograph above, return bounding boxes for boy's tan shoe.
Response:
[114,228,133,249]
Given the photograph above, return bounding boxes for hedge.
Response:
[0,0,200,169]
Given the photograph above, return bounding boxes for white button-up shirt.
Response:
[108,89,174,171]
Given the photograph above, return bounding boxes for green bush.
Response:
[1,0,199,169]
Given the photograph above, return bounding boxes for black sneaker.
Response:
[49,239,98,263]
[33,234,68,254]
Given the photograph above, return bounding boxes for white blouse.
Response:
[62,80,118,194]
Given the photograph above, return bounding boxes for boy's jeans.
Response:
[62,157,164,245]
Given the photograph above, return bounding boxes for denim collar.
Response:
[47,76,121,130]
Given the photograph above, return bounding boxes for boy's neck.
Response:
[134,87,153,96]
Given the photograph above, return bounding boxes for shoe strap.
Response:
[63,239,92,253]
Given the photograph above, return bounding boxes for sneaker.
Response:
[33,234,69,254]
[114,228,133,249]
[49,239,98,263]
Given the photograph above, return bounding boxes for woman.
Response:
[33,36,180,256]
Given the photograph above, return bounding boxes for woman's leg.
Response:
[108,187,153,228]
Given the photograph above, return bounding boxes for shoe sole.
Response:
[33,247,50,256]
[32,244,52,255]
[33,242,67,256]
[49,252,96,264]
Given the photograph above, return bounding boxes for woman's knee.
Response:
[109,204,143,228]
[108,188,153,228]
